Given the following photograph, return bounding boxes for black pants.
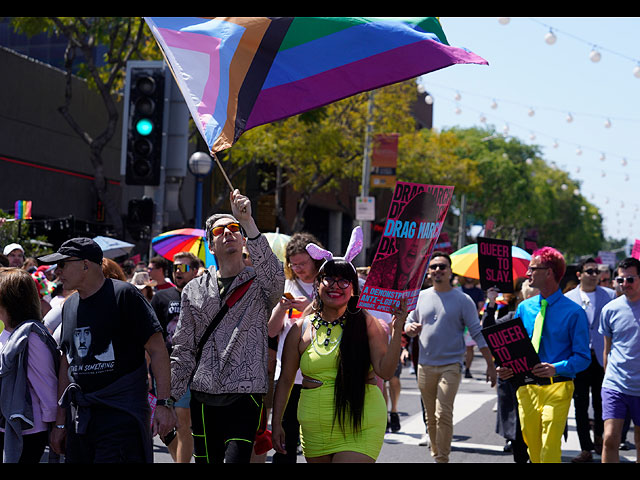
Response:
[272,383,301,463]
[65,407,148,463]
[190,393,262,463]
[573,350,604,451]
[0,430,48,463]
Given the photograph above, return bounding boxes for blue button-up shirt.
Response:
[515,288,591,378]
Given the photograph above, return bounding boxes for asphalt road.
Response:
[42,352,637,463]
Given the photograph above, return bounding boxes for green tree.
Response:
[0,211,53,259]
[396,125,604,258]
[230,80,421,232]
[8,17,160,237]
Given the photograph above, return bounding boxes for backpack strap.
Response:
[193,278,254,370]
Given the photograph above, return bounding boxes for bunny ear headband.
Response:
[305,226,363,271]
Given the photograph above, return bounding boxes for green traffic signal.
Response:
[136,118,153,136]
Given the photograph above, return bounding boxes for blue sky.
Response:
[416,17,640,247]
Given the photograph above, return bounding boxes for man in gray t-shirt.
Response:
[405,252,496,463]
[598,257,640,463]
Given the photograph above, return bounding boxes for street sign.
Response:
[356,196,375,221]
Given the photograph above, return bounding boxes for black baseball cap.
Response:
[38,237,103,265]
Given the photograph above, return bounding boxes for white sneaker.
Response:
[418,434,430,446]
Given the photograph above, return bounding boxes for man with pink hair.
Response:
[497,246,591,463]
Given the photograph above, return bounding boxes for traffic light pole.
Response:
[121,60,189,256]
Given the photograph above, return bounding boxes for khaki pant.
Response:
[516,380,574,463]
[417,363,462,463]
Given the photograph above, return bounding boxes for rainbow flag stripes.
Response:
[144,17,487,153]
[14,200,32,220]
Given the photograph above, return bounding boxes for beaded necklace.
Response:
[311,311,346,355]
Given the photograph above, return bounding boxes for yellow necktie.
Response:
[531,298,548,353]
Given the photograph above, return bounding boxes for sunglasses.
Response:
[527,266,550,272]
[321,276,351,289]
[57,258,85,269]
[428,264,448,271]
[582,268,599,275]
[211,222,241,237]
[615,275,639,285]
[174,264,192,273]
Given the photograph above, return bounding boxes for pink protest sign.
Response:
[632,239,640,260]
[358,182,454,313]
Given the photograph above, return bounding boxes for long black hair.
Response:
[314,259,371,434]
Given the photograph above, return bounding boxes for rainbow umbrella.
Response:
[151,228,217,268]
[450,243,532,280]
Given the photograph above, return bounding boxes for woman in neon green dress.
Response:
[271,227,408,462]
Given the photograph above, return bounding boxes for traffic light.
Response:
[127,197,155,226]
[126,197,155,241]
[123,63,167,185]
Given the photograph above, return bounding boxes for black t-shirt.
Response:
[150,286,181,352]
[60,278,162,393]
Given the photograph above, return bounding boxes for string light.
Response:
[439,18,640,238]
[545,29,557,45]
[500,17,640,79]
[418,85,638,190]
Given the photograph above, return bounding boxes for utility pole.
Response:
[358,91,375,266]
[457,193,467,249]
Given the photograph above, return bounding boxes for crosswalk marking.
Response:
[384,389,637,462]
[384,393,494,446]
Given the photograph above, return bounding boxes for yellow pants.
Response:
[516,380,574,463]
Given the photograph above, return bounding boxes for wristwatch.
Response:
[156,397,175,408]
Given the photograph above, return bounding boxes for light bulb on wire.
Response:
[545,29,557,45]
[589,48,601,63]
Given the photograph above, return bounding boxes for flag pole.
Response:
[210,152,234,191]
[209,152,247,213]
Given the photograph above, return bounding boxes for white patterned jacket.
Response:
[170,234,284,399]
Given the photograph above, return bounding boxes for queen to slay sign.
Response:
[477,236,514,293]
[358,182,454,313]
[482,317,541,387]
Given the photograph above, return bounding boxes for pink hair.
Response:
[532,246,566,283]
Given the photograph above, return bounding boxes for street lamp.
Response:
[188,151,213,229]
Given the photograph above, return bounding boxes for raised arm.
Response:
[368,300,408,380]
